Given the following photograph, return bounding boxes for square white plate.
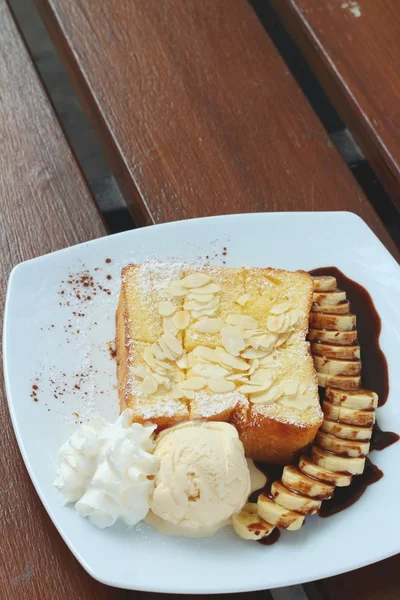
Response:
[4,212,400,594]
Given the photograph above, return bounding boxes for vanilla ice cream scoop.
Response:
[149,421,251,536]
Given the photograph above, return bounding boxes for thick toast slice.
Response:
[116,262,322,463]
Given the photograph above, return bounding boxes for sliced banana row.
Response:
[233,274,379,542]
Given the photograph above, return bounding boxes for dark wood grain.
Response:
[35,0,399,261]
[305,553,400,599]
[0,2,115,598]
[271,0,400,209]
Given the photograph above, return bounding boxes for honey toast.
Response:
[116,262,322,463]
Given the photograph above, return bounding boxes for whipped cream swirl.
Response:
[54,410,159,528]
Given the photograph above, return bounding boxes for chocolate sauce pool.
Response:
[252,268,398,543]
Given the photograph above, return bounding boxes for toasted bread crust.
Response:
[231,402,321,464]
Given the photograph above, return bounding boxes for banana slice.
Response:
[313,290,346,306]
[257,494,304,530]
[318,372,361,390]
[311,446,365,476]
[315,430,370,458]
[325,387,378,410]
[308,329,358,345]
[311,301,350,315]
[282,465,334,499]
[312,275,337,291]
[313,355,361,376]
[232,503,275,541]
[309,312,356,331]
[321,419,373,441]
[299,455,352,487]
[271,481,321,515]
[311,342,360,360]
[323,400,375,426]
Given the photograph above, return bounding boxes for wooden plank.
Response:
[36,0,398,261]
[305,553,400,599]
[0,2,115,598]
[271,0,400,209]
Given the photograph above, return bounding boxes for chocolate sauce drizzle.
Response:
[370,421,400,451]
[258,527,281,546]
[319,458,383,517]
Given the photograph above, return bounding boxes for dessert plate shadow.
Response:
[4,212,400,594]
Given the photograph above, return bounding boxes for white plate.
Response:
[4,212,400,594]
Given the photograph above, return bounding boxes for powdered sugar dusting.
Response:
[136,261,186,301]
[136,398,188,420]
[191,390,245,418]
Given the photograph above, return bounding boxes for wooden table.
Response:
[1,0,399,598]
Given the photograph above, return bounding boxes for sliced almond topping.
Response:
[163,315,179,335]
[158,338,178,361]
[173,310,190,330]
[289,309,301,326]
[279,394,314,410]
[191,363,230,378]
[253,334,277,351]
[143,346,157,369]
[236,294,250,306]
[130,365,147,379]
[227,314,259,329]
[168,280,188,297]
[282,313,292,333]
[283,382,299,396]
[238,383,271,394]
[184,296,219,312]
[226,373,249,383]
[183,389,195,400]
[241,348,270,359]
[191,282,221,294]
[162,332,184,357]
[243,328,264,341]
[152,373,172,389]
[181,273,212,288]
[178,377,207,390]
[176,352,189,369]
[270,302,292,315]
[267,313,285,332]
[250,369,273,386]
[194,346,220,363]
[216,349,250,371]
[191,308,218,319]
[298,383,307,395]
[153,358,171,373]
[275,332,290,347]
[189,293,215,304]
[165,387,184,400]
[138,375,158,395]
[248,358,259,376]
[170,369,185,383]
[158,301,177,317]
[221,326,246,356]
[258,354,275,366]
[193,318,223,333]
[247,336,261,350]
[250,384,283,405]
[208,378,237,393]
[151,343,166,360]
